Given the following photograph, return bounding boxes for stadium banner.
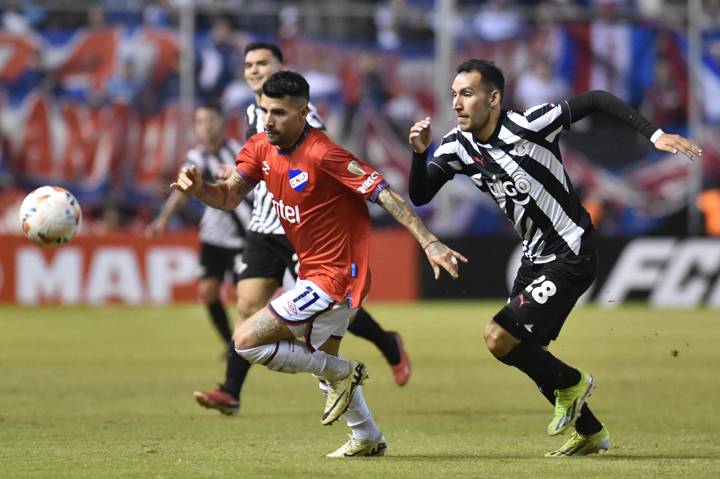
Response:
[419,236,720,308]
[0,229,417,305]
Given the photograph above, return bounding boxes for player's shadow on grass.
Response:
[401,409,547,417]
[382,454,532,460]
[596,454,720,460]
[385,453,719,461]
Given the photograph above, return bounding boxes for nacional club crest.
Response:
[289,169,309,192]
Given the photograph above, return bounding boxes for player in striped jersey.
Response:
[193,43,412,417]
[147,103,252,345]
[408,59,702,457]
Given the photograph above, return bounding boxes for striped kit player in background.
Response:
[147,103,251,347]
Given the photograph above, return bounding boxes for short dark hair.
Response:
[196,101,223,116]
[244,42,283,63]
[262,71,310,103]
[456,59,505,98]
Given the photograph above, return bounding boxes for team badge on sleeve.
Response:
[347,160,366,176]
[289,169,309,192]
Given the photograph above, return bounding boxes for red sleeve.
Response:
[320,145,387,202]
[235,137,262,184]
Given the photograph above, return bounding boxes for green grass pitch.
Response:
[1,302,719,478]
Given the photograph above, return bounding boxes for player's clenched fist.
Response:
[171,165,204,195]
[409,116,432,154]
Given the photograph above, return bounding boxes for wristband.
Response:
[422,240,439,251]
[650,129,664,144]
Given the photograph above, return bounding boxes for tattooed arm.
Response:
[171,166,254,211]
[376,187,467,279]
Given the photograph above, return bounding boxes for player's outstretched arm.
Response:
[566,90,702,161]
[171,165,253,211]
[376,187,467,279]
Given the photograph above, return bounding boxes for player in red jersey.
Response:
[172,71,466,457]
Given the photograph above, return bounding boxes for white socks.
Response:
[318,378,381,441]
[236,342,380,440]
[235,340,351,381]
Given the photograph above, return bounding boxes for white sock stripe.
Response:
[261,341,281,366]
[234,343,278,365]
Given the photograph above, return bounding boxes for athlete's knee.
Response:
[233,327,259,351]
[483,320,501,349]
[484,320,517,358]
[198,279,220,304]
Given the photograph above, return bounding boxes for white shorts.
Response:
[268,278,355,351]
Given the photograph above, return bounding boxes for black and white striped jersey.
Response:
[244,101,326,235]
[183,139,252,249]
[429,102,592,263]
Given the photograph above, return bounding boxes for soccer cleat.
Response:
[326,434,387,458]
[547,370,596,436]
[193,388,239,416]
[321,361,368,426]
[545,426,611,457]
[389,333,411,387]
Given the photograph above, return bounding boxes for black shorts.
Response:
[236,232,299,283]
[199,242,244,283]
[493,251,597,346]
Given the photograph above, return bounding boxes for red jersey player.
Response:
[172,71,466,457]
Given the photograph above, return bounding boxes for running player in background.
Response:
[407,59,701,457]
[173,71,465,457]
[147,104,251,346]
[193,42,411,418]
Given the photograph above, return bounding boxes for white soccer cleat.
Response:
[321,361,368,426]
[326,435,387,458]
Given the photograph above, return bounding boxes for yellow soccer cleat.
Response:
[545,426,611,457]
[547,370,596,436]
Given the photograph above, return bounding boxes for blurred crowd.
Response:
[1,0,720,237]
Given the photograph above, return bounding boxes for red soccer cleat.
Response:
[193,388,239,416]
[390,333,411,386]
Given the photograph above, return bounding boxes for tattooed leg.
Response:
[233,307,295,350]
[232,307,350,380]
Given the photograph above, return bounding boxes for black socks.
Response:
[221,340,252,399]
[499,341,581,390]
[500,341,603,436]
[206,300,233,343]
[347,308,401,364]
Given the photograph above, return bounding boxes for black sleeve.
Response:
[565,90,659,140]
[409,150,451,206]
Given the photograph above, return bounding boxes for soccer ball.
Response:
[19,186,82,247]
